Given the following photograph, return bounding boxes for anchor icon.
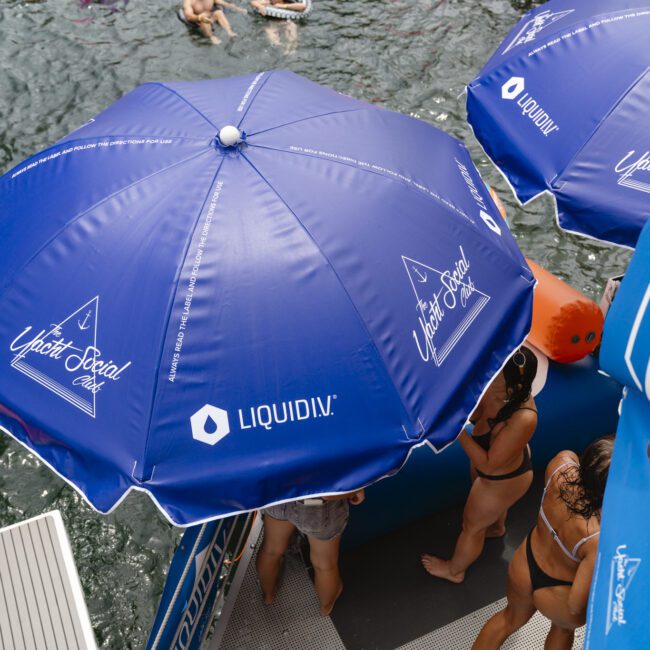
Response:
[78,310,92,330]
[413,266,428,283]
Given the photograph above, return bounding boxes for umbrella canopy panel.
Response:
[0,72,534,525]
[467,0,650,247]
[586,220,650,648]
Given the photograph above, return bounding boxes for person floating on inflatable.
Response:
[250,0,311,55]
[181,0,245,44]
[250,0,312,20]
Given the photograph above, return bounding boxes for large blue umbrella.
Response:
[467,0,650,248]
[0,71,534,526]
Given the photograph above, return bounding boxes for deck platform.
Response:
[0,511,96,650]
[217,473,585,649]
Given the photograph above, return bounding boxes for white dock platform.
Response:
[0,511,96,650]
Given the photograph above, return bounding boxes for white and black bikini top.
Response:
[539,461,600,563]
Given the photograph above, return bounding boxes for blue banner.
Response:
[586,220,650,647]
[585,391,649,649]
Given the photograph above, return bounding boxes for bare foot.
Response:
[421,554,465,584]
[320,582,343,616]
[486,523,506,538]
[210,35,222,45]
[262,588,277,605]
[227,30,237,37]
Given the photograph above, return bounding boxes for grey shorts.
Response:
[264,499,350,541]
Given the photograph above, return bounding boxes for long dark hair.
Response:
[559,435,615,521]
[487,346,538,429]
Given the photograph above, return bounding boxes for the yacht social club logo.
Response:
[502,9,575,54]
[9,297,132,418]
[615,150,650,195]
[606,544,641,634]
[404,247,490,366]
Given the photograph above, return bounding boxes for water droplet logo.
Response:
[191,405,230,446]
[501,77,525,100]
[204,415,218,435]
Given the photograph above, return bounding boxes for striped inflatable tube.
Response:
[264,0,312,20]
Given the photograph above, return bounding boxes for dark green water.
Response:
[0,1,630,647]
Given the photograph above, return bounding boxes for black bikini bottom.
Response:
[476,446,533,481]
[526,529,573,591]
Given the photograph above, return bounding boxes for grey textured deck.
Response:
[217,538,585,649]
[395,598,584,649]
[0,511,96,650]
[219,545,344,650]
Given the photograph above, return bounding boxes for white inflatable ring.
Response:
[264,0,312,20]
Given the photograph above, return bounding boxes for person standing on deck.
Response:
[472,435,613,649]
[256,489,365,616]
[422,347,538,583]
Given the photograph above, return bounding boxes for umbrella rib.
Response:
[247,142,477,226]
[236,71,276,130]
[239,150,417,441]
[247,108,369,138]
[0,147,211,297]
[138,156,227,481]
[154,82,220,131]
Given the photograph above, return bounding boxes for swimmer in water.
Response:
[250,0,306,16]
[250,0,304,55]
[183,0,245,44]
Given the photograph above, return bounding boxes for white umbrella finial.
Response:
[218,125,242,147]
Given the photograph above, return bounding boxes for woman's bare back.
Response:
[523,452,600,626]
[470,393,537,476]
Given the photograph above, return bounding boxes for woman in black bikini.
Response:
[422,347,538,583]
[473,435,614,649]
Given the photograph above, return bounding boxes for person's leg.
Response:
[213,9,237,37]
[307,534,343,616]
[264,24,281,46]
[270,2,306,9]
[544,624,575,650]
[256,514,296,604]
[422,471,532,582]
[486,510,508,538]
[472,543,536,649]
[250,0,269,15]
[283,20,298,55]
[197,18,221,44]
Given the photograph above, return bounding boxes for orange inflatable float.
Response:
[488,185,507,221]
[483,185,602,363]
[526,259,604,363]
